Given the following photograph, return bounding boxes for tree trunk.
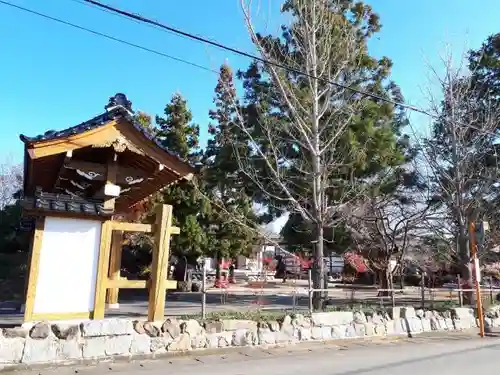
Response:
[457,232,474,304]
[377,266,393,299]
[312,224,325,311]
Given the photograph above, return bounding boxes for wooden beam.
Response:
[148,204,174,322]
[27,123,120,159]
[65,160,149,185]
[109,221,153,233]
[106,230,123,305]
[106,278,176,290]
[107,278,147,289]
[54,151,73,190]
[23,218,46,322]
[114,119,194,177]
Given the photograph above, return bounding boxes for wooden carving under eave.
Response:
[92,135,144,155]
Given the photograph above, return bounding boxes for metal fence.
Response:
[171,268,500,319]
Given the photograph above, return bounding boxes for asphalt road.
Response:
[13,333,500,375]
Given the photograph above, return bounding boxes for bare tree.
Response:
[346,165,432,298]
[421,48,500,298]
[234,0,404,309]
[0,159,22,211]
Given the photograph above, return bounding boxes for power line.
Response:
[0,0,217,74]
[1,0,497,139]
[83,0,433,117]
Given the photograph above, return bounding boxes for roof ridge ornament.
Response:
[105,93,134,116]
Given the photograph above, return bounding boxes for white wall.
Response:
[33,217,102,315]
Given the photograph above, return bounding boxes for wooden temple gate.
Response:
[20,93,194,323]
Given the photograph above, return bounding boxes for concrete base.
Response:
[106,303,120,309]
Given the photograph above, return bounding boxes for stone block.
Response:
[206,333,221,348]
[133,320,146,335]
[364,322,375,336]
[311,312,354,327]
[143,323,160,337]
[390,307,402,320]
[204,321,223,333]
[52,324,80,340]
[130,334,151,355]
[221,320,257,331]
[297,327,312,341]
[332,325,347,339]
[407,317,423,334]
[150,337,169,353]
[82,337,106,359]
[387,319,406,336]
[401,307,416,319]
[81,319,133,337]
[258,328,277,345]
[444,318,455,330]
[353,311,367,323]
[29,322,51,340]
[454,308,474,320]
[185,320,204,336]
[2,327,28,339]
[373,323,386,336]
[217,332,232,347]
[492,317,500,327]
[421,318,432,332]
[430,317,445,331]
[191,333,207,349]
[167,333,191,352]
[353,323,366,337]
[0,337,25,363]
[162,319,181,339]
[232,329,257,346]
[105,335,132,356]
[292,314,311,328]
[22,338,59,364]
[58,340,82,361]
[345,324,357,338]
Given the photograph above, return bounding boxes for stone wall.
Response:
[0,307,487,369]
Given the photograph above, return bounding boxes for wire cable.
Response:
[82,0,433,117]
[0,0,217,74]
[1,0,497,138]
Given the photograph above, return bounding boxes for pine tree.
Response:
[203,64,257,278]
[155,93,209,265]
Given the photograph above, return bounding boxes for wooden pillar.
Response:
[23,218,46,322]
[93,221,112,319]
[103,152,118,211]
[148,204,175,322]
[106,230,123,307]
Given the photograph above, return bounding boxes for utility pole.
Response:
[469,221,485,337]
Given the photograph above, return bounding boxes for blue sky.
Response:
[0,0,499,164]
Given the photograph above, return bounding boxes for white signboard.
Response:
[33,217,102,315]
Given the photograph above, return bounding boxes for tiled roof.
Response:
[19,93,184,164]
[21,191,113,217]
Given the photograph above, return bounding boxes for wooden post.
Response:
[106,230,123,307]
[93,221,112,319]
[103,152,118,211]
[469,221,485,337]
[148,204,175,322]
[23,218,46,322]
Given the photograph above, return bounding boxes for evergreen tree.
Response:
[155,93,209,264]
[203,64,257,274]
